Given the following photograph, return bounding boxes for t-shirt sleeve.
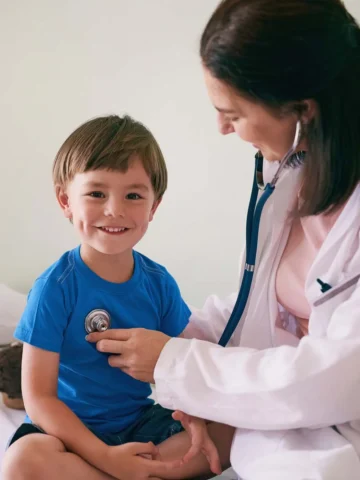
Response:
[160,274,191,337]
[14,276,70,353]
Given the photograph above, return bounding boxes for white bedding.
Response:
[0,396,25,476]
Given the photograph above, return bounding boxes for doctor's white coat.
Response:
[154,162,360,479]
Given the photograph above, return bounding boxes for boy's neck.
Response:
[80,244,135,283]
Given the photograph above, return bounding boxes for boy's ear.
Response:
[149,197,162,222]
[55,185,72,219]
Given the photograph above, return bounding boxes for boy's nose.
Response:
[105,200,125,217]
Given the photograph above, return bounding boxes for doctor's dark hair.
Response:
[201,0,360,215]
[52,115,167,200]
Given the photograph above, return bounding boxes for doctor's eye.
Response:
[126,193,142,200]
[88,191,105,199]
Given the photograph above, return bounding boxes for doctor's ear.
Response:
[293,99,318,125]
[55,185,72,220]
[149,197,162,222]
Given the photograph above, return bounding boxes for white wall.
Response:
[1,0,359,308]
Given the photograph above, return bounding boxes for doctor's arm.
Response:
[183,293,238,344]
[154,280,360,431]
[89,279,360,431]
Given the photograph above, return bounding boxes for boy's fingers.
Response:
[145,458,178,477]
[131,441,158,457]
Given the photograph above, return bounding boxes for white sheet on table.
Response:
[0,396,25,475]
[0,284,26,344]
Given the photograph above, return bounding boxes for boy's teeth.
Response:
[102,227,125,232]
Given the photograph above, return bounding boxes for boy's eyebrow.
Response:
[126,183,150,191]
[83,181,108,188]
[83,181,150,191]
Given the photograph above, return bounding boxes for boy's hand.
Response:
[172,411,222,475]
[101,442,171,480]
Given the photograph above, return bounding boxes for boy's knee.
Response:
[2,434,65,480]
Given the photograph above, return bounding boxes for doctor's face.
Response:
[203,67,301,162]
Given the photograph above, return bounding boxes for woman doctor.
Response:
[88,0,360,478]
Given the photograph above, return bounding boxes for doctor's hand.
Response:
[172,411,222,475]
[86,328,171,383]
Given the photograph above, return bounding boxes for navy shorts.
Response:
[8,403,184,448]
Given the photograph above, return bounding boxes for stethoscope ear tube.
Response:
[218,121,303,347]
[218,174,274,347]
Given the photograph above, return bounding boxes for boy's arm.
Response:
[22,343,111,473]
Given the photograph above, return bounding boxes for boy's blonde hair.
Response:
[52,115,167,199]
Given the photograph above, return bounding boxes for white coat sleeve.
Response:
[182,293,237,344]
[154,279,360,430]
[182,249,244,345]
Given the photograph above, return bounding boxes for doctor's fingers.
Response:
[86,328,136,343]
[96,338,127,354]
[109,359,153,383]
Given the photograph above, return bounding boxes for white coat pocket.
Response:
[313,273,360,308]
[309,273,360,338]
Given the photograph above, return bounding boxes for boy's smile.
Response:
[56,157,160,278]
[98,227,128,234]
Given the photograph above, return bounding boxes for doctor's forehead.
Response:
[203,66,248,114]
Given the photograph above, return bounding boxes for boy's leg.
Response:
[1,434,117,480]
[156,422,235,480]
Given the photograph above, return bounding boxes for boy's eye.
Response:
[126,193,142,200]
[89,191,105,198]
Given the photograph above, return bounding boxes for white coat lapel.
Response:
[238,162,302,349]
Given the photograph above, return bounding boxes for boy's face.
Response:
[56,157,160,257]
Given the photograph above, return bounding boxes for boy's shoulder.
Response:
[23,248,79,322]
[135,251,169,278]
[134,251,181,292]
[36,248,77,287]
[29,248,79,307]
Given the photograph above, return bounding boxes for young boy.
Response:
[2,115,226,480]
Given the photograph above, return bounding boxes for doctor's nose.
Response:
[217,113,235,135]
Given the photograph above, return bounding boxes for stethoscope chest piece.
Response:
[85,309,111,334]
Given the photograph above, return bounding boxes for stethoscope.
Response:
[218,120,304,347]
[84,121,304,347]
[85,309,111,334]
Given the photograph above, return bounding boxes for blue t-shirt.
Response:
[15,246,190,433]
